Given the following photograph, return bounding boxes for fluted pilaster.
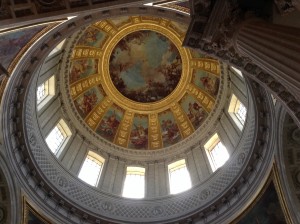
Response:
[235,19,300,99]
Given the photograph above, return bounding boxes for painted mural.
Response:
[236,182,287,224]
[0,25,46,69]
[190,49,205,58]
[67,16,222,150]
[158,110,181,147]
[24,201,50,224]
[69,59,98,83]
[74,85,104,118]
[77,27,107,47]
[193,70,220,97]
[129,115,149,149]
[96,104,124,142]
[27,210,48,224]
[180,94,208,130]
[109,30,182,103]
[110,16,130,27]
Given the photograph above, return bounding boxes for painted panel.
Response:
[0,25,46,69]
[158,110,182,147]
[69,59,98,83]
[236,182,287,224]
[74,85,104,118]
[109,16,130,27]
[129,115,149,150]
[23,201,51,224]
[190,49,205,58]
[77,27,108,47]
[180,94,208,130]
[96,104,124,142]
[192,70,220,97]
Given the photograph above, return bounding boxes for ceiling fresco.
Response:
[68,16,221,150]
[0,25,46,69]
[109,30,182,103]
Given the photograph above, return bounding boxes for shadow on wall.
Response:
[235,181,286,224]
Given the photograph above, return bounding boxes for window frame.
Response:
[48,39,66,57]
[228,94,247,130]
[78,151,105,187]
[122,166,146,199]
[230,66,243,78]
[45,119,72,157]
[37,75,55,111]
[168,159,192,194]
[204,133,229,172]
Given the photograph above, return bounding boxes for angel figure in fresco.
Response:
[78,28,98,45]
[70,60,88,83]
[188,102,206,127]
[99,111,120,137]
[79,91,97,115]
[130,123,148,149]
[161,119,180,143]
[200,76,219,96]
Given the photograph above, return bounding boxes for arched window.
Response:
[168,159,191,194]
[37,75,55,110]
[204,133,229,172]
[122,166,145,199]
[228,94,247,129]
[78,151,104,187]
[45,119,71,156]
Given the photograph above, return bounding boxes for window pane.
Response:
[123,167,145,199]
[37,83,47,102]
[78,155,103,186]
[46,126,65,155]
[168,160,191,194]
[210,141,229,170]
[236,102,247,124]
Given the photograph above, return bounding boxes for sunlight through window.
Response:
[45,119,71,156]
[78,151,104,186]
[228,94,247,129]
[122,167,145,199]
[168,159,191,194]
[37,82,47,102]
[205,134,229,172]
[36,76,55,110]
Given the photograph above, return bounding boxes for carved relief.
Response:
[199,189,211,200]
[57,176,68,188]
[101,201,114,212]
[152,206,164,216]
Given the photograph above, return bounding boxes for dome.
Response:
[64,16,221,150]
[2,1,297,224]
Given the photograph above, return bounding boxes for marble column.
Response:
[234,19,300,99]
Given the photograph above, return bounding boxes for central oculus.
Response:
[109,30,182,103]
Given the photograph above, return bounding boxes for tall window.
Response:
[78,151,104,187]
[228,94,247,129]
[122,167,145,199]
[168,159,192,194]
[37,75,55,110]
[204,133,229,172]
[45,119,71,156]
